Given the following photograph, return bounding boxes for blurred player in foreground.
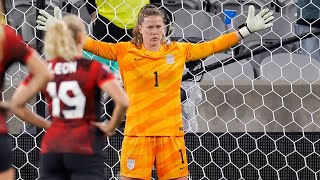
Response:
[0,5,51,180]
[20,14,129,179]
[37,4,273,179]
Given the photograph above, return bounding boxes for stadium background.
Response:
[2,0,320,179]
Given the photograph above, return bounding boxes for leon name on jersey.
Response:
[48,62,77,75]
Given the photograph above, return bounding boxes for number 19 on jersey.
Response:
[47,81,86,119]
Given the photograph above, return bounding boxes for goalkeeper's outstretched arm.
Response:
[35,5,273,54]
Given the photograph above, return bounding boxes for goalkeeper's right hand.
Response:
[36,7,62,31]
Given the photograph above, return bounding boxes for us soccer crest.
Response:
[127,159,135,170]
[166,54,174,64]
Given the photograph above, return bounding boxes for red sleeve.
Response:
[3,26,34,65]
[92,61,115,87]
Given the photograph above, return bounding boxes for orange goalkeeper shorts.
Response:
[120,136,188,179]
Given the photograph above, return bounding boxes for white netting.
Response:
[4,0,320,179]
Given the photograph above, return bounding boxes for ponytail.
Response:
[44,19,79,61]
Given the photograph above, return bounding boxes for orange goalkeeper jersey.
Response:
[84,33,239,136]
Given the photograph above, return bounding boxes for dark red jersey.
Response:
[25,57,115,154]
[0,26,33,134]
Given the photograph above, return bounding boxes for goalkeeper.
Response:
[37,4,273,179]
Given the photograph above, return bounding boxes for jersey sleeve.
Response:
[4,26,34,65]
[91,61,115,87]
[181,32,239,62]
[84,37,119,61]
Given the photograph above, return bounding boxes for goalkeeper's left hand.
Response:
[239,5,274,38]
[36,7,62,31]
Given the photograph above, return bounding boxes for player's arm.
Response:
[184,32,240,61]
[91,63,129,137]
[186,5,274,62]
[94,80,129,136]
[11,53,52,129]
[92,80,129,137]
[84,37,118,60]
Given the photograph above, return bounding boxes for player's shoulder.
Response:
[47,57,95,69]
[48,57,90,63]
[76,57,111,72]
[3,25,15,34]
[166,40,187,47]
[165,40,189,51]
[75,57,93,63]
[73,57,97,66]
[2,25,21,42]
[171,40,189,46]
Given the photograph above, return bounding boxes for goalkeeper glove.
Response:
[238,5,274,38]
[36,7,62,31]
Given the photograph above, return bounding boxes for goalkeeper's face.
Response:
[139,15,165,47]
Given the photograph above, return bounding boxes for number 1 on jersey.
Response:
[179,149,185,164]
[154,71,158,87]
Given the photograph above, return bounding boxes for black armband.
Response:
[238,23,252,34]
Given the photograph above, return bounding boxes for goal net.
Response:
[4,0,320,179]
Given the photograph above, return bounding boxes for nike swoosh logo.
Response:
[180,166,186,170]
[134,58,142,61]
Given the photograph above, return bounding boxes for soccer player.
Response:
[20,14,129,179]
[0,17,52,180]
[37,4,273,179]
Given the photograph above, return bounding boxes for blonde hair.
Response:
[131,4,165,49]
[44,14,86,61]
